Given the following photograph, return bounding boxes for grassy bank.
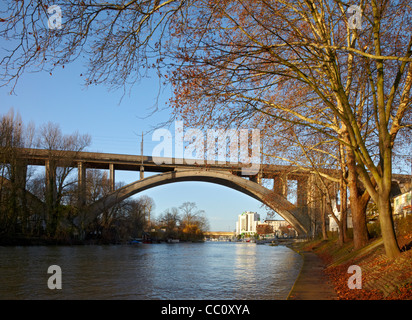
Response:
[291,235,412,299]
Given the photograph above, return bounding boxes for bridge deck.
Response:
[6,148,411,183]
[12,148,320,177]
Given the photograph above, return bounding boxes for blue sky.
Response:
[0,57,282,231]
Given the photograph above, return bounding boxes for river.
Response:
[0,242,303,300]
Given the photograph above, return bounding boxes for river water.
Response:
[0,242,303,300]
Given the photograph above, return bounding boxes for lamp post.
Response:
[140,131,144,180]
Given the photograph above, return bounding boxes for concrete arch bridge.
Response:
[8,148,412,237]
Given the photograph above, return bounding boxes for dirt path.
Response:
[287,251,337,300]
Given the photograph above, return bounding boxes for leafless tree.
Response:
[36,121,91,236]
[2,1,412,257]
[0,109,36,236]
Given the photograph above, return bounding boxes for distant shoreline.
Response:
[0,236,304,246]
[0,236,207,246]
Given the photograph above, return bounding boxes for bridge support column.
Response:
[140,165,144,180]
[14,160,28,192]
[257,171,262,185]
[45,159,57,204]
[45,159,57,226]
[109,163,115,191]
[14,160,28,227]
[296,176,309,207]
[273,174,288,198]
[77,162,86,206]
[249,171,262,185]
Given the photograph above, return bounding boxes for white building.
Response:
[235,211,260,236]
[260,219,294,237]
[393,191,412,217]
[329,210,353,232]
[264,219,289,232]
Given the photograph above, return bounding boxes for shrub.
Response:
[394,215,412,237]
[367,221,381,238]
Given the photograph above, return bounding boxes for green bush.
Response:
[346,227,354,239]
[367,221,381,238]
[326,230,339,240]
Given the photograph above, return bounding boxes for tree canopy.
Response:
[1,0,412,257]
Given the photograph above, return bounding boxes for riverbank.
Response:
[0,236,88,246]
[287,249,337,300]
[287,237,412,300]
[0,236,205,246]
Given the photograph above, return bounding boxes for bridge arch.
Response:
[87,169,310,235]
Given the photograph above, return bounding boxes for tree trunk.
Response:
[346,150,369,250]
[45,160,58,237]
[340,179,348,244]
[321,193,328,240]
[377,180,401,259]
[337,216,344,246]
[377,198,400,258]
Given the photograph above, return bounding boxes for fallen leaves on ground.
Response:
[302,236,412,300]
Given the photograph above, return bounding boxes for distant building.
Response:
[256,224,273,236]
[329,209,353,232]
[264,219,288,232]
[393,191,412,218]
[235,211,260,236]
[263,219,296,237]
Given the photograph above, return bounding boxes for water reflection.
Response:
[234,243,258,294]
[0,242,302,300]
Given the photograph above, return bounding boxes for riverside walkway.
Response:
[287,251,337,300]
